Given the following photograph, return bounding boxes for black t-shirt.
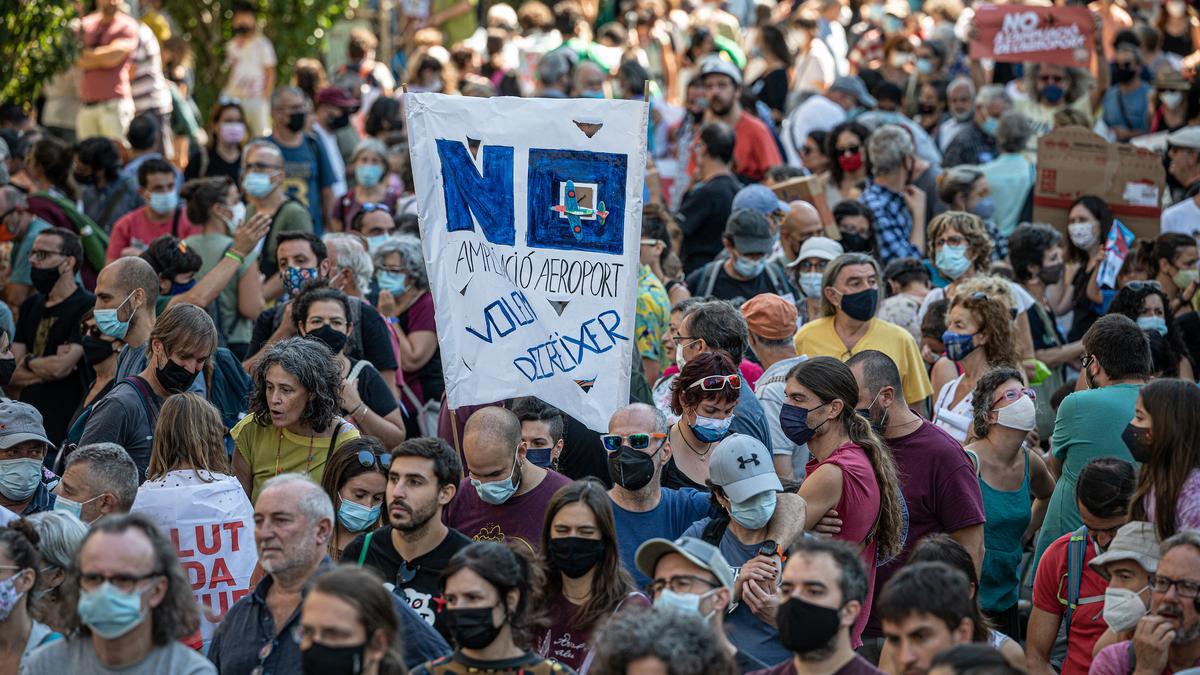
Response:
[685,261,795,308]
[661,456,708,492]
[354,361,398,417]
[250,299,399,372]
[676,174,741,275]
[342,525,472,642]
[185,145,243,183]
[750,68,789,114]
[15,287,95,445]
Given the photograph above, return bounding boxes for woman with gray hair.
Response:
[334,138,399,231]
[26,511,88,634]
[980,112,1036,246]
[232,337,362,502]
[373,235,443,420]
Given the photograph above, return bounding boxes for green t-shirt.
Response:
[184,232,258,346]
[1033,382,1141,566]
[232,415,361,502]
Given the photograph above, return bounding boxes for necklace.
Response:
[563,587,591,603]
[275,428,318,478]
[675,423,713,458]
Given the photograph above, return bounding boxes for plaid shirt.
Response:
[862,180,921,265]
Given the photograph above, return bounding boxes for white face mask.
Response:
[1068,221,1100,250]
[1162,91,1185,109]
[1102,586,1148,633]
[995,395,1037,432]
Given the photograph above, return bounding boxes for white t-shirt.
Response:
[223,35,277,100]
[1161,196,1200,238]
[933,374,973,443]
[794,42,838,96]
[917,279,1036,325]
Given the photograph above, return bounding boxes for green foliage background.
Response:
[0,1,81,104]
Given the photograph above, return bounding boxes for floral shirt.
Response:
[635,265,671,369]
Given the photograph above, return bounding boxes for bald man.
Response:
[444,406,572,553]
[772,200,823,267]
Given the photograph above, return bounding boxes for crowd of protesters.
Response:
[2,0,1200,672]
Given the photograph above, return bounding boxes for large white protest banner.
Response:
[131,479,257,648]
[406,94,647,432]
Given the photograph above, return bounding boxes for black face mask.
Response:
[30,266,62,296]
[156,355,196,395]
[778,597,843,655]
[445,606,504,650]
[331,112,351,130]
[301,641,365,675]
[286,111,307,133]
[232,25,253,36]
[306,325,349,354]
[840,232,872,253]
[1122,424,1152,463]
[838,287,879,322]
[607,444,662,491]
[0,358,14,387]
[73,171,96,186]
[82,335,117,366]
[1114,66,1137,84]
[547,536,607,578]
[917,103,937,115]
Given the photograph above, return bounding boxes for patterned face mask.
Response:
[283,266,320,297]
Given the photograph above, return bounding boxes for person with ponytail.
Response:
[1127,378,1200,540]
[781,355,904,646]
[0,520,59,671]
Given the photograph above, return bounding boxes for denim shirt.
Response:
[208,558,450,674]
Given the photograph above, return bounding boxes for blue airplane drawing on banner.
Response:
[550,180,608,240]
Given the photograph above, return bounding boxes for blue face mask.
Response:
[168,278,196,295]
[779,401,830,446]
[243,171,275,198]
[733,256,766,278]
[799,272,823,299]
[471,453,521,505]
[942,330,978,362]
[94,291,136,340]
[53,493,100,521]
[366,234,390,252]
[337,497,381,533]
[525,446,554,469]
[1137,315,1169,336]
[78,582,150,639]
[1041,83,1065,104]
[936,244,972,280]
[916,58,934,76]
[377,271,406,295]
[970,197,996,221]
[730,490,777,530]
[147,191,178,215]
[355,163,385,188]
[654,588,717,621]
[690,414,732,443]
[0,458,43,501]
[981,117,1000,136]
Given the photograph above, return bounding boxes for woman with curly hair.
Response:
[232,336,362,501]
[1106,282,1195,380]
[824,121,871,208]
[930,284,1023,443]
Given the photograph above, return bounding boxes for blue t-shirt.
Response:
[731,387,773,449]
[1102,83,1151,134]
[268,134,335,233]
[682,517,790,666]
[611,487,713,588]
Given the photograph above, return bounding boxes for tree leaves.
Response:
[0,1,80,104]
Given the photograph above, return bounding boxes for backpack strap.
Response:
[357,530,374,567]
[170,206,181,238]
[702,261,721,298]
[119,376,160,423]
[763,262,788,296]
[1063,524,1096,635]
[348,359,371,382]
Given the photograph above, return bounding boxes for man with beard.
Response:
[750,538,882,675]
[876,563,978,675]
[1090,532,1200,675]
[342,437,472,641]
[695,56,781,184]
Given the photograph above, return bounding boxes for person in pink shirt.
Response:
[76,0,139,142]
[106,158,198,263]
[781,355,905,647]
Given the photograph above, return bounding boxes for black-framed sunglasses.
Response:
[357,449,391,471]
[600,432,667,454]
[835,144,860,156]
[396,559,419,586]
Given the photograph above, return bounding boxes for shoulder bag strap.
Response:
[348,360,370,382]
[357,530,374,567]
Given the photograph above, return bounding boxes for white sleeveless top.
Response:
[933,374,973,443]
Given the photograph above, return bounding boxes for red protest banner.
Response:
[970,5,1094,67]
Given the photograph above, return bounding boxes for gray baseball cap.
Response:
[709,434,782,502]
[1089,521,1161,578]
[0,401,51,450]
[698,55,743,87]
[725,209,774,255]
[635,536,735,592]
[829,76,877,109]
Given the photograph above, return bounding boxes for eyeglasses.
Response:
[79,570,162,593]
[648,574,720,596]
[1151,574,1200,599]
[935,234,967,248]
[28,249,65,263]
[797,260,827,273]
[993,387,1036,408]
[835,145,860,156]
[396,559,419,586]
[357,449,392,471]
[600,432,667,453]
[245,162,282,172]
[1081,354,1094,369]
[686,374,742,392]
[360,202,392,215]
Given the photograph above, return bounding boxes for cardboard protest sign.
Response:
[970,5,1093,67]
[1033,126,1165,240]
[772,174,839,237]
[131,480,256,648]
[406,94,647,432]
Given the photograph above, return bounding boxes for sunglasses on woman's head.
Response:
[686,374,742,392]
[357,450,392,470]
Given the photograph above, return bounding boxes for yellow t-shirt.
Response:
[232,415,362,502]
[793,316,933,404]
